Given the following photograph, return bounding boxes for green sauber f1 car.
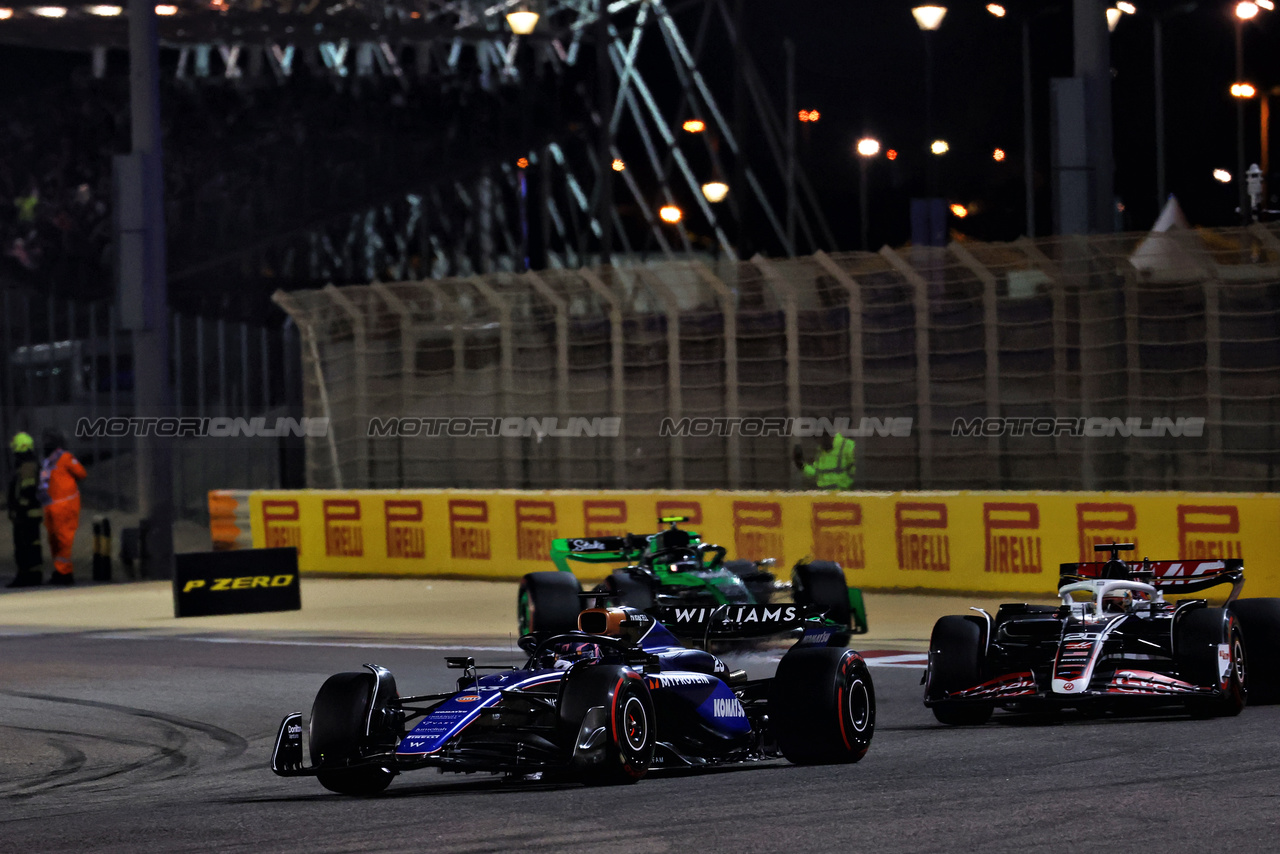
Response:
[517,516,868,638]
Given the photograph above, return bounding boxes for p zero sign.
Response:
[173,547,301,618]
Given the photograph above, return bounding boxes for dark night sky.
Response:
[736,0,1280,245]
[1,0,1276,250]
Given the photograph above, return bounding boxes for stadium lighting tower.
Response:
[701,181,729,203]
[1235,0,1263,223]
[506,4,539,35]
[912,5,947,30]
[913,5,946,196]
[856,137,880,250]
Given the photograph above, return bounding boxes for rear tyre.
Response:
[770,647,874,764]
[1177,608,1246,718]
[558,665,655,785]
[1230,598,1280,704]
[926,616,993,726]
[792,561,851,627]
[309,671,396,796]
[518,571,582,636]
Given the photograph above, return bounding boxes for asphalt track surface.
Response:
[3,584,1280,853]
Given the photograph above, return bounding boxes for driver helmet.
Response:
[549,641,602,671]
[1102,588,1133,613]
[1102,559,1130,580]
[654,527,692,553]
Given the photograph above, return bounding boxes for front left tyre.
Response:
[1177,607,1246,718]
[769,646,875,764]
[557,664,656,785]
[925,615,993,726]
[309,671,397,795]
[1230,597,1280,704]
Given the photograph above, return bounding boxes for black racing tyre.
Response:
[926,616,993,726]
[1177,607,1246,718]
[557,664,655,785]
[518,571,582,636]
[598,570,654,611]
[309,671,396,796]
[1230,598,1280,704]
[792,561,852,627]
[769,647,874,765]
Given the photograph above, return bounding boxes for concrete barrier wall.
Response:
[208,489,1280,596]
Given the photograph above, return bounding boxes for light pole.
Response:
[856,137,880,250]
[913,5,947,196]
[1236,1,1258,225]
[986,4,1040,236]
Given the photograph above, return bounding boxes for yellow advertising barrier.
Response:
[209,490,1280,597]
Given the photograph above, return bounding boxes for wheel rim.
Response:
[1233,636,1246,688]
[620,695,648,752]
[846,677,871,734]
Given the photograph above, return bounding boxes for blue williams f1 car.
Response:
[271,605,875,794]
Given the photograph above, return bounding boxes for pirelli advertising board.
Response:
[210,490,1280,597]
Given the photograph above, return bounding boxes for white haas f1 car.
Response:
[924,543,1280,724]
[271,605,874,795]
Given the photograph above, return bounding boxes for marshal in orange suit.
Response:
[39,430,87,586]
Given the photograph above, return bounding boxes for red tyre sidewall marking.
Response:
[836,653,853,752]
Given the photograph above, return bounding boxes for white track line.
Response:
[85,631,930,666]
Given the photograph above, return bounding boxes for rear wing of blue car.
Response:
[653,603,850,647]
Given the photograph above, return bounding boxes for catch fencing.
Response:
[273,224,1280,493]
[0,290,298,519]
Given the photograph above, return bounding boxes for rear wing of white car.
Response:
[1059,558,1244,598]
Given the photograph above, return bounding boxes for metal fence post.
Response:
[881,247,933,488]
[418,279,467,486]
[272,291,343,489]
[47,294,56,410]
[640,269,685,489]
[693,261,741,488]
[1204,278,1223,485]
[751,256,801,430]
[813,249,865,436]
[107,303,121,509]
[1121,267,1143,486]
[324,285,369,487]
[1016,238,1070,482]
[526,271,572,487]
[579,268,628,488]
[371,283,414,489]
[88,303,101,498]
[469,276,516,487]
[240,321,252,489]
[217,316,229,492]
[950,241,1003,482]
[172,313,185,514]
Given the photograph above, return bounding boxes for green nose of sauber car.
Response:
[517,516,868,638]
